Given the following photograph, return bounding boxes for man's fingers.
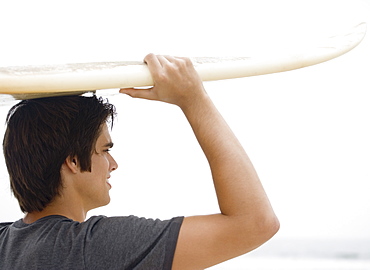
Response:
[157,55,173,66]
[145,54,186,68]
[144,53,162,69]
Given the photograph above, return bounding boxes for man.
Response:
[0,54,279,269]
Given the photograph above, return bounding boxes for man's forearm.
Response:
[180,94,275,220]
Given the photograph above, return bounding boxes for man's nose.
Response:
[109,155,118,171]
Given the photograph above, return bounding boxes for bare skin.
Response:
[120,54,279,270]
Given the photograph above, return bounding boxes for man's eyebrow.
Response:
[104,142,114,148]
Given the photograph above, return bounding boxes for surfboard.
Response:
[0,22,366,100]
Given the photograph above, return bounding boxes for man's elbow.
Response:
[262,213,280,239]
[252,212,280,246]
[238,212,280,252]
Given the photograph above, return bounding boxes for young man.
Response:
[0,54,279,269]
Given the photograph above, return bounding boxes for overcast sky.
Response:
[0,0,369,241]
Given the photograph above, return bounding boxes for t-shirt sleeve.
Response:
[82,215,184,270]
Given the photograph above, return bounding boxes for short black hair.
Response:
[3,95,116,213]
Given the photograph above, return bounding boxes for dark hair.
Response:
[3,95,116,213]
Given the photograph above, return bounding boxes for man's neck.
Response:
[23,198,87,224]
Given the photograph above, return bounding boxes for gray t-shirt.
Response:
[0,215,183,270]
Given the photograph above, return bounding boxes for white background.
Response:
[0,0,369,243]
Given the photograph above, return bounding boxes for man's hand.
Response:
[120,54,207,109]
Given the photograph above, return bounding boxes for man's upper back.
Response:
[0,215,183,270]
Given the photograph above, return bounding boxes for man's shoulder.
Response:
[83,215,183,231]
[81,215,184,243]
[0,221,13,231]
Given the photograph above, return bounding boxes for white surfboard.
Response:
[0,22,366,100]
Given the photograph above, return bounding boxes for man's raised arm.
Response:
[120,54,279,270]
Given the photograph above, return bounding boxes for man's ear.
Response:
[64,156,79,174]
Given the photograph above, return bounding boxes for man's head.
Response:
[3,95,116,213]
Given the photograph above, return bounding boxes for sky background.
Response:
[0,0,369,244]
